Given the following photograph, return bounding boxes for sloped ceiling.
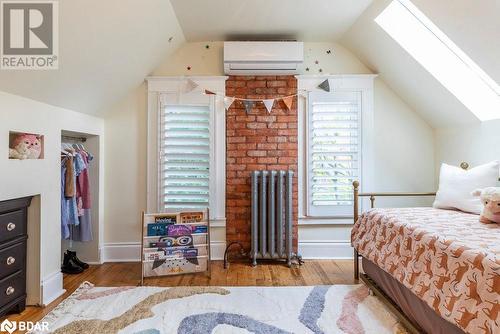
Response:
[341,0,500,128]
[0,0,185,115]
[169,0,373,42]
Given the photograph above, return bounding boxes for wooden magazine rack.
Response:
[141,209,210,284]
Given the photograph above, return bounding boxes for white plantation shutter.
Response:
[307,91,362,216]
[161,104,211,211]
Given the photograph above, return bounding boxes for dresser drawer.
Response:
[0,210,25,243]
[0,271,24,307]
[0,242,25,279]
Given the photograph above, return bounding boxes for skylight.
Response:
[375,0,500,121]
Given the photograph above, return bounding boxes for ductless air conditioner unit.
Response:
[224,41,304,75]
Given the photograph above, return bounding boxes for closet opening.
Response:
[60,130,101,275]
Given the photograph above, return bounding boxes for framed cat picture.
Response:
[9,131,44,159]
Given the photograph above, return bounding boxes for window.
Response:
[307,91,362,217]
[376,0,500,121]
[160,104,210,211]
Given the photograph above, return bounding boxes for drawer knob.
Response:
[6,256,15,265]
[5,286,15,296]
[6,222,16,231]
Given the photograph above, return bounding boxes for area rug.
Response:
[32,282,408,334]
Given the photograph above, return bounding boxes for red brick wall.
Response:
[226,75,298,253]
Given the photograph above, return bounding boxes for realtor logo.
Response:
[1,0,58,69]
[0,319,16,334]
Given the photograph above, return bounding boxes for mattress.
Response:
[351,207,500,334]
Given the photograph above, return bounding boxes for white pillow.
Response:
[433,161,499,214]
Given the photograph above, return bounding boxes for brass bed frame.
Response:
[351,162,470,334]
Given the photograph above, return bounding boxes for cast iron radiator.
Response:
[251,170,296,266]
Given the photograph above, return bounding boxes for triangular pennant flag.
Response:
[204,89,216,95]
[282,96,294,110]
[318,79,330,92]
[263,99,275,114]
[224,96,235,110]
[182,79,198,93]
[242,100,255,114]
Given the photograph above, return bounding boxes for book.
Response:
[144,247,199,261]
[155,216,176,224]
[179,212,204,224]
[166,224,207,237]
[147,223,169,236]
[149,235,194,248]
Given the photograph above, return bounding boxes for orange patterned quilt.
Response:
[351,207,500,334]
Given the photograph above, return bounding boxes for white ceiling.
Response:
[0,0,185,115]
[342,0,499,128]
[169,0,373,42]
[0,0,498,127]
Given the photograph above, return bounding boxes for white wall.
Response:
[0,91,104,305]
[435,120,500,170]
[103,41,435,261]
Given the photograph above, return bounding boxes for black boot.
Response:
[61,252,84,274]
[67,250,89,269]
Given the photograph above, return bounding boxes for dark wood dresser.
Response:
[0,196,32,317]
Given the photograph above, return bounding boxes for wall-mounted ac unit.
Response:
[224,41,304,75]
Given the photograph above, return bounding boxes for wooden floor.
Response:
[3,260,354,325]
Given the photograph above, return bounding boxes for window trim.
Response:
[146,76,227,223]
[296,75,376,224]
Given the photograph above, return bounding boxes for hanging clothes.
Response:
[61,148,93,241]
[72,150,93,242]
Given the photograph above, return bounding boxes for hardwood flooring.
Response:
[3,260,354,327]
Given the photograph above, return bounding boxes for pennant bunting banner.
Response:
[282,96,294,111]
[204,89,216,95]
[263,99,275,114]
[224,96,235,110]
[242,100,255,114]
[318,79,330,92]
[182,79,199,93]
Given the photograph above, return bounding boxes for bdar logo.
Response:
[0,319,16,334]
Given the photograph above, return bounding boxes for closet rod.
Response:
[62,135,87,142]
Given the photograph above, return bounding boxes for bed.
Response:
[351,183,500,334]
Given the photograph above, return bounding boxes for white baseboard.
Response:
[41,271,65,306]
[298,240,353,259]
[102,241,226,262]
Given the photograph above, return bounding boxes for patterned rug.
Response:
[33,282,408,334]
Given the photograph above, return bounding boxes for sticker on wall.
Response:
[8,132,44,160]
